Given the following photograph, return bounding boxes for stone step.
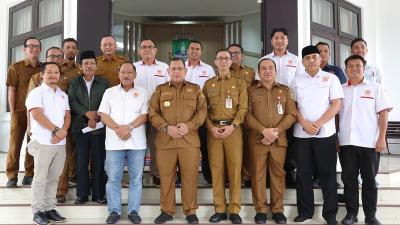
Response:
[1,203,400,223]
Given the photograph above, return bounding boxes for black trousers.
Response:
[75,132,106,199]
[339,145,380,219]
[285,126,296,177]
[295,134,338,221]
[199,125,211,180]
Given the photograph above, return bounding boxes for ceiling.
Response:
[113,0,261,17]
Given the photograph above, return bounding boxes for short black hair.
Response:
[228,43,244,53]
[345,55,367,68]
[118,62,136,72]
[350,37,367,49]
[270,28,288,38]
[215,48,230,57]
[62,38,78,48]
[315,41,330,49]
[140,38,157,47]
[169,57,185,67]
[188,40,202,49]
[24,37,41,48]
[41,62,60,73]
[258,58,277,72]
[100,35,116,43]
[45,47,64,58]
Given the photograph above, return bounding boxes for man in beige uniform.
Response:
[150,58,207,224]
[246,58,296,224]
[6,37,41,188]
[96,35,127,86]
[203,49,248,224]
[228,43,255,186]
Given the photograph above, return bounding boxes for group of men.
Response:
[5,26,391,225]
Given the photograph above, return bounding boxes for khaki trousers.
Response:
[251,143,286,213]
[57,135,74,196]
[28,140,65,213]
[208,127,243,214]
[157,147,200,215]
[6,110,34,178]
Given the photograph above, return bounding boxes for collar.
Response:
[41,82,60,93]
[24,58,40,67]
[272,50,288,57]
[305,69,322,78]
[63,60,80,68]
[230,64,244,71]
[141,59,158,65]
[100,54,117,62]
[118,83,135,92]
[83,75,95,84]
[255,80,280,88]
[216,71,232,81]
[346,77,368,87]
[186,60,202,67]
[168,81,187,88]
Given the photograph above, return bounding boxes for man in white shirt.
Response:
[26,62,71,225]
[185,40,215,184]
[339,55,392,225]
[260,27,304,187]
[134,39,169,186]
[350,38,381,84]
[290,46,343,225]
[98,62,149,224]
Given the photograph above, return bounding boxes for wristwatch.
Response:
[52,126,60,136]
[232,124,238,129]
[128,123,134,130]
[162,125,168,132]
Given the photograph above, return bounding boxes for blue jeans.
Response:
[105,149,146,214]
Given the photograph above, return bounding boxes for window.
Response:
[311,0,361,67]
[8,0,64,64]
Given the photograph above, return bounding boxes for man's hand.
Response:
[177,123,189,136]
[167,126,183,139]
[261,128,279,142]
[55,128,68,140]
[85,111,99,121]
[88,119,97,129]
[219,125,235,139]
[115,125,131,140]
[261,137,273,146]
[375,136,387,152]
[51,135,62,144]
[211,127,223,139]
[302,120,319,135]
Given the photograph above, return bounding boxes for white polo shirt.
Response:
[339,79,392,148]
[25,83,70,145]
[257,51,304,86]
[185,60,215,88]
[290,69,344,138]
[134,60,169,96]
[98,84,149,150]
[364,63,381,84]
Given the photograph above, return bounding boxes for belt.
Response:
[212,120,232,126]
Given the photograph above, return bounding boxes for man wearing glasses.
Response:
[203,49,248,224]
[6,37,41,188]
[134,39,169,186]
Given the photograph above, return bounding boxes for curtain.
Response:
[340,44,351,69]
[11,45,25,63]
[39,0,63,28]
[312,0,334,28]
[39,35,62,62]
[340,7,358,36]
[12,6,32,36]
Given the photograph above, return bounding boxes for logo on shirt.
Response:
[199,70,208,78]
[365,90,371,96]
[322,76,330,82]
[154,69,164,77]
[164,101,171,107]
[133,92,139,97]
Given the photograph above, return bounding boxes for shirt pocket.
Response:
[207,89,220,106]
[251,95,263,115]
[160,94,174,110]
[183,93,197,119]
[229,89,240,108]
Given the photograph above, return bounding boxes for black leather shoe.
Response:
[44,209,66,223]
[22,176,33,185]
[209,213,227,223]
[293,215,311,223]
[56,195,66,204]
[128,211,142,224]
[186,214,199,224]
[229,213,242,224]
[154,212,173,224]
[74,196,88,204]
[365,217,382,225]
[254,213,267,224]
[153,176,161,186]
[6,178,18,188]
[342,214,358,225]
[327,218,338,225]
[33,211,51,225]
[272,213,287,224]
[338,193,345,203]
[92,197,107,204]
[106,211,120,224]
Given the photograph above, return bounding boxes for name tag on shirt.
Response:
[226,96,232,109]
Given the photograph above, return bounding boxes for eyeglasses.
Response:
[140,45,155,50]
[216,57,231,62]
[229,51,241,56]
[25,44,41,49]
[46,55,63,60]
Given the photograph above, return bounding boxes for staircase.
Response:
[1,153,400,224]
